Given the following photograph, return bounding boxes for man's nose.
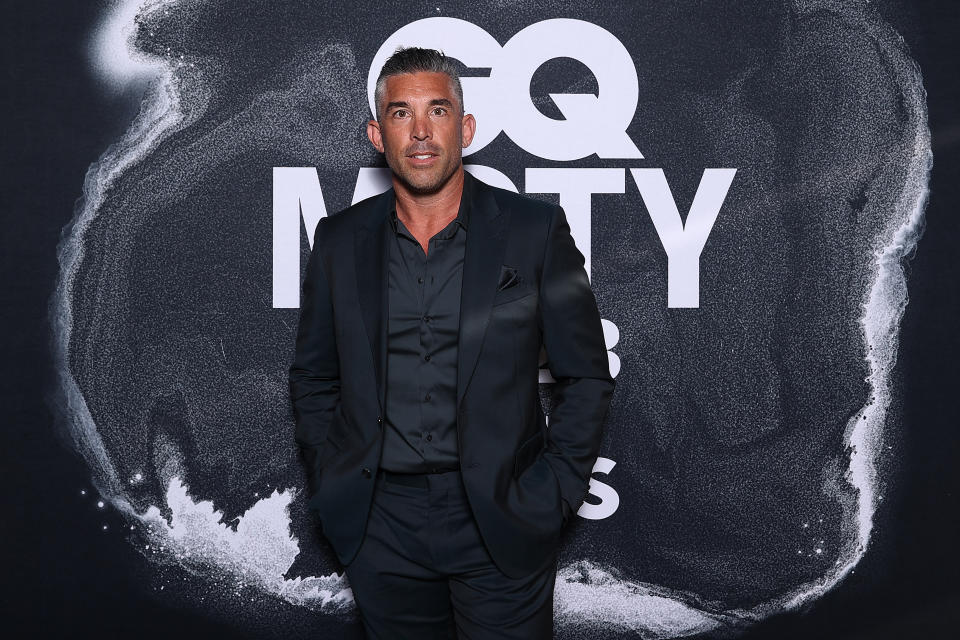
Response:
[412,116,431,141]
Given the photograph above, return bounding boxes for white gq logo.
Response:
[367,18,642,161]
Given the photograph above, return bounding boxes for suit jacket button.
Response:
[362,467,371,478]
[377,416,382,426]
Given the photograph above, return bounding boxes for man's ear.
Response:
[461,113,477,149]
[367,120,384,153]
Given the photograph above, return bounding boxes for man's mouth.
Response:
[406,152,439,166]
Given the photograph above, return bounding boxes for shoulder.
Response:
[472,175,559,236]
[313,189,392,248]
[482,180,556,217]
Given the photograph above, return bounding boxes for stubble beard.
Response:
[398,159,460,195]
[384,135,463,195]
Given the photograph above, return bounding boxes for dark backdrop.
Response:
[2,1,957,638]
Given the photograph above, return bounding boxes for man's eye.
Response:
[393,110,408,117]
[432,107,446,116]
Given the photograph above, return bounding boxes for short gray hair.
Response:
[373,47,464,121]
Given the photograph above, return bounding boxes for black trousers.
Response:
[343,468,558,639]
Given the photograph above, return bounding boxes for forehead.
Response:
[381,71,457,103]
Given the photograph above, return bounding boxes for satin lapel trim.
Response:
[457,180,507,406]
[355,194,392,412]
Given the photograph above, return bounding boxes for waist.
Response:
[378,465,460,488]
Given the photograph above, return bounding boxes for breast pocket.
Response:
[492,284,536,307]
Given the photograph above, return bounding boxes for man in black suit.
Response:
[290,47,614,639]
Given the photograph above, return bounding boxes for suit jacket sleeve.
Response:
[538,205,615,514]
[289,217,340,497]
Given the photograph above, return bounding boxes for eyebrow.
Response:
[385,98,455,112]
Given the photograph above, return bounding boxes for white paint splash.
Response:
[555,562,736,638]
[53,0,186,509]
[138,476,354,610]
[753,0,932,616]
[90,0,169,89]
[137,471,731,629]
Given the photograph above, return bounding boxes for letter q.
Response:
[368,18,643,160]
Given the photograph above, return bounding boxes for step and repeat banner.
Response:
[52,0,931,637]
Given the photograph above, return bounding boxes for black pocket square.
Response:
[497,266,522,291]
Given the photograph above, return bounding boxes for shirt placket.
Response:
[418,239,434,454]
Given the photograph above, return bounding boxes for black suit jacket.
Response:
[289,171,614,578]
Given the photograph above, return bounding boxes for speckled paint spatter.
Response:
[53,0,929,637]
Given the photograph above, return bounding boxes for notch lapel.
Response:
[457,174,508,406]
[355,190,393,413]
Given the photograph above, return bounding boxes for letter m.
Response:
[273,167,327,308]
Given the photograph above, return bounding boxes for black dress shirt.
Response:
[379,187,470,473]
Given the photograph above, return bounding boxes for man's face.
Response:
[367,71,476,194]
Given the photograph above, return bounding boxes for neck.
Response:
[393,166,465,230]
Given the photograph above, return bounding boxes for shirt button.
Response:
[417,276,424,284]
[423,315,431,323]
[424,393,431,401]
[424,354,431,362]
[426,434,433,441]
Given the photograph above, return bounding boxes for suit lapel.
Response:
[457,173,508,406]
[355,190,393,412]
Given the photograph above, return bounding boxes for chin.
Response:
[398,168,456,195]
[406,179,445,194]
